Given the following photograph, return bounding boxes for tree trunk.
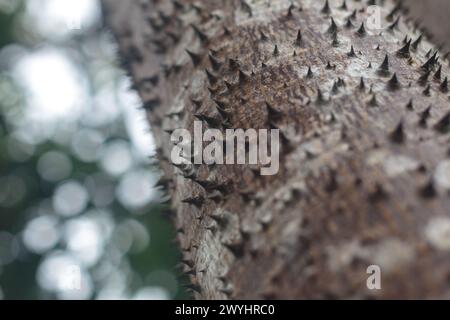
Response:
[102,0,450,299]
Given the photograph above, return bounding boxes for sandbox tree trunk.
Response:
[103,0,450,299]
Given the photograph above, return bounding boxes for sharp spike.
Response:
[321,0,331,15]
[434,112,450,133]
[260,30,269,41]
[387,3,402,21]
[194,113,221,128]
[223,242,244,257]
[378,54,390,75]
[348,9,357,20]
[440,77,449,93]
[229,58,239,69]
[238,69,249,84]
[388,16,400,30]
[205,69,218,85]
[369,183,388,202]
[219,286,234,296]
[418,70,431,86]
[142,98,161,111]
[224,80,233,91]
[419,106,432,127]
[397,39,411,58]
[181,259,195,268]
[295,29,303,46]
[411,34,423,50]
[387,73,400,90]
[434,65,442,81]
[358,77,366,91]
[213,100,230,119]
[325,170,338,193]
[331,32,339,46]
[331,81,339,95]
[182,196,205,207]
[191,24,208,42]
[316,87,326,104]
[208,53,222,71]
[406,99,414,111]
[368,93,378,107]
[266,101,282,119]
[287,3,295,17]
[347,45,356,57]
[431,51,439,62]
[390,121,405,144]
[419,180,436,199]
[421,55,436,71]
[273,44,279,56]
[422,85,431,96]
[186,49,202,66]
[356,22,366,36]
[223,26,231,36]
[345,18,354,29]
[240,0,253,17]
[306,66,313,78]
[183,283,202,294]
[327,17,338,34]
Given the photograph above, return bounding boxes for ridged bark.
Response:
[103,0,450,299]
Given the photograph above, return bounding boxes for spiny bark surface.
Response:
[103,0,450,299]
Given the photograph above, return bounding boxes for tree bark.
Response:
[103,0,450,299]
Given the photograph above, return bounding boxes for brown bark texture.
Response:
[103,0,450,299]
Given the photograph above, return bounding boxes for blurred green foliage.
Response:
[0,10,15,48]
[0,0,187,300]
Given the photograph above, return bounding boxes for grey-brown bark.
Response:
[103,0,450,299]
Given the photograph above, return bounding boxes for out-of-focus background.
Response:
[0,0,186,299]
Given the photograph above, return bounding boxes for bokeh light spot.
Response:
[53,180,89,217]
[37,151,73,182]
[23,215,60,254]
